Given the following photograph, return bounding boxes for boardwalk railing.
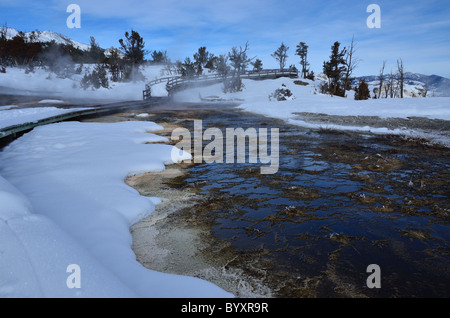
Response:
[143,68,298,100]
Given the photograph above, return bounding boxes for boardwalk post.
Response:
[143,84,151,100]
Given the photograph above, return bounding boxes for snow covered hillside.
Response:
[3,27,90,51]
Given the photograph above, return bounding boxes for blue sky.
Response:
[1,0,450,77]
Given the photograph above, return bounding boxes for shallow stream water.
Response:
[130,104,449,298]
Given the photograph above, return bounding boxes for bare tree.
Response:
[423,77,429,97]
[377,60,386,99]
[226,41,254,92]
[271,42,289,70]
[397,58,404,98]
[228,41,252,74]
[385,70,392,98]
[343,35,361,93]
[161,61,178,76]
[386,70,397,98]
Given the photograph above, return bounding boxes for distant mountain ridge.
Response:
[3,27,90,51]
[356,72,450,97]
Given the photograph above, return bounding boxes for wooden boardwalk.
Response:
[143,68,298,100]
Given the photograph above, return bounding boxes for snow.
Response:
[174,77,450,120]
[173,77,450,146]
[136,113,150,117]
[0,105,17,111]
[0,121,233,298]
[0,174,136,297]
[242,89,450,120]
[38,99,65,104]
[0,107,89,130]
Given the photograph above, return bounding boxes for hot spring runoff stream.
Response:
[123,103,449,298]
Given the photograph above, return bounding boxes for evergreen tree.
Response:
[179,57,196,77]
[119,30,147,80]
[295,42,309,78]
[119,30,147,65]
[354,79,370,100]
[7,33,28,65]
[204,54,217,71]
[81,63,109,89]
[251,58,263,72]
[288,64,298,73]
[193,46,211,75]
[151,50,166,64]
[323,41,347,96]
[105,47,124,82]
[305,70,315,80]
[88,36,103,63]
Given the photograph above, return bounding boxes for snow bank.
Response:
[0,107,89,130]
[38,99,65,104]
[0,121,233,297]
[136,113,150,118]
[243,93,450,121]
[0,175,135,297]
[0,105,17,111]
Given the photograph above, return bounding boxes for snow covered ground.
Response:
[174,76,450,119]
[0,121,233,298]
